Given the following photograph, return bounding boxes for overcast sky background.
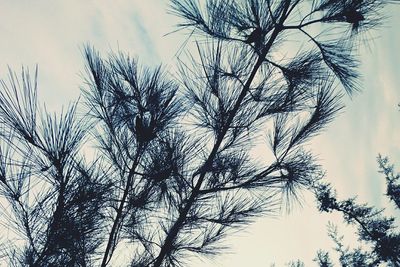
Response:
[0,1,399,266]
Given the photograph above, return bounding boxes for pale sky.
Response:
[0,1,399,266]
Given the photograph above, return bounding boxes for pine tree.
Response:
[0,0,396,266]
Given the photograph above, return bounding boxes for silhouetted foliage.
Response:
[0,0,396,266]
[314,155,400,266]
[314,250,334,267]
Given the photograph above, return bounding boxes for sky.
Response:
[0,1,399,266]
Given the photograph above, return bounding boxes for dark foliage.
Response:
[314,156,400,266]
[314,250,334,267]
[0,0,396,266]
[0,68,111,266]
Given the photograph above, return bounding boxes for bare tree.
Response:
[0,0,395,266]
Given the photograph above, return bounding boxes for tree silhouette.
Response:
[314,155,400,266]
[0,0,396,266]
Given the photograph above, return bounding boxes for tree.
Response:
[0,0,395,266]
[314,155,400,266]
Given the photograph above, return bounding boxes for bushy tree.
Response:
[0,0,395,266]
[314,155,400,266]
